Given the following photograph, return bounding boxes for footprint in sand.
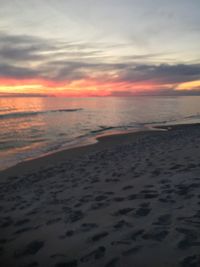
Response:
[176,227,199,250]
[180,255,200,267]
[122,245,142,256]
[153,214,171,226]
[104,257,119,267]
[80,223,98,232]
[24,262,39,267]
[140,189,159,199]
[113,208,133,216]
[142,229,169,242]
[131,229,144,241]
[113,220,132,230]
[55,260,78,267]
[122,185,134,191]
[14,218,30,226]
[69,210,84,223]
[80,246,106,262]
[14,240,44,258]
[135,207,151,217]
[91,231,109,242]
[113,197,125,202]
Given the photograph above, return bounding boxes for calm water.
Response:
[1,96,200,170]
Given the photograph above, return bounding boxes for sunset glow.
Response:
[176,80,200,91]
[1,77,200,97]
[0,0,200,97]
[1,2,200,267]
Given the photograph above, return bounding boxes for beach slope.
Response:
[1,124,200,267]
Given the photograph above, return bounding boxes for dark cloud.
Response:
[138,88,200,96]
[0,92,53,97]
[110,89,200,96]
[118,64,200,84]
[0,63,39,79]
[0,31,200,89]
[0,32,101,80]
[0,32,51,62]
[0,31,102,63]
[109,91,135,97]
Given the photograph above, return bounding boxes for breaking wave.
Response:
[0,108,83,120]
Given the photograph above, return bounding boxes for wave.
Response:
[89,125,142,135]
[0,108,83,120]
[88,120,180,136]
[90,126,116,134]
[138,119,177,126]
[184,113,200,120]
[0,108,16,112]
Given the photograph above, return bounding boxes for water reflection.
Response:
[1,96,200,170]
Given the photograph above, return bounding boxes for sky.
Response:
[0,0,200,97]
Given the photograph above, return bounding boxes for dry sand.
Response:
[1,124,200,267]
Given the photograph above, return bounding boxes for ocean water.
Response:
[0,96,200,170]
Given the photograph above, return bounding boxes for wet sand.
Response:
[1,124,200,267]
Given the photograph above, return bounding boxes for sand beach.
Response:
[1,124,200,267]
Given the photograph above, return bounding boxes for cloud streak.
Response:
[110,89,200,97]
[0,31,200,95]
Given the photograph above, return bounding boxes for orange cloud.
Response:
[1,76,200,97]
[176,80,200,90]
[0,76,159,96]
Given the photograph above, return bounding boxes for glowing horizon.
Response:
[0,75,200,97]
[0,0,200,97]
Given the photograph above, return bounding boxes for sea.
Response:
[1,96,200,171]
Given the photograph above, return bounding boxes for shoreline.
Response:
[1,122,200,179]
[0,128,151,179]
[0,125,151,174]
[1,123,200,266]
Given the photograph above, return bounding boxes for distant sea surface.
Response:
[1,96,200,170]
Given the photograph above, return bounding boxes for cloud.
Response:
[0,63,39,79]
[118,64,200,84]
[0,31,200,92]
[109,90,135,97]
[0,92,53,97]
[110,88,200,96]
[0,31,103,65]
